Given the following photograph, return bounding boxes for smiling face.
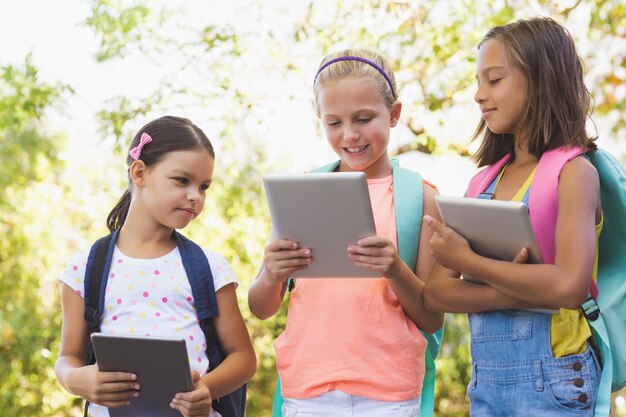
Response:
[134,149,214,230]
[474,39,528,136]
[316,76,401,178]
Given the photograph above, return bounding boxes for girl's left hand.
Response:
[171,371,212,417]
[424,215,473,272]
[347,236,402,278]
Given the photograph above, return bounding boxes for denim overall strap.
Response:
[471,175,551,358]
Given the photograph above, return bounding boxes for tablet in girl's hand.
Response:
[434,195,543,273]
[435,195,556,314]
[91,333,192,417]
[263,172,379,278]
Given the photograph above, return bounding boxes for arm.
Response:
[424,261,537,313]
[248,227,312,319]
[425,157,600,311]
[55,283,139,408]
[348,183,444,333]
[171,283,256,416]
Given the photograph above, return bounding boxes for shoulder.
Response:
[421,179,441,220]
[421,179,439,205]
[201,249,239,289]
[560,156,600,189]
[59,247,91,294]
[557,156,600,210]
[422,179,438,194]
[201,249,231,269]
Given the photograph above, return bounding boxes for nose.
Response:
[187,188,200,202]
[474,83,486,104]
[343,123,359,141]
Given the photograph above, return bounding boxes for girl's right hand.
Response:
[71,364,140,408]
[263,239,312,284]
[425,215,473,273]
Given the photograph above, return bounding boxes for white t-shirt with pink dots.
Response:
[60,244,237,417]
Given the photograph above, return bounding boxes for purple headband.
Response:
[313,56,396,98]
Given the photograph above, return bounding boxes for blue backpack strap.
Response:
[175,231,219,320]
[174,231,246,417]
[391,159,443,417]
[82,229,119,417]
[84,229,119,358]
[391,159,421,271]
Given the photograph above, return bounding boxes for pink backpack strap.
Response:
[529,147,584,264]
[466,154,511,198]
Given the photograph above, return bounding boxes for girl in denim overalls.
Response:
[422,17,602,416]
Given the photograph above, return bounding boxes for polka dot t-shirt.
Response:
[60,245,237,417]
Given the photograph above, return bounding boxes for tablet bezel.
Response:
[263,172,380,278]
[91,333,193,417]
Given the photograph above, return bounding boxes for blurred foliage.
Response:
[84,0,152,62]
[0,57,71,415]
[1,1,625,416]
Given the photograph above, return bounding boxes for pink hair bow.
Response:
[129,132,152,160]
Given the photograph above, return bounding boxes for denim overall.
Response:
[468,177,601,416]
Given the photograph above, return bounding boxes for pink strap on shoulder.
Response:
[529,147,584,264]
[466,154,511,198]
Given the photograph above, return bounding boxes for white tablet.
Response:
[435,195,543,282]
[91,333,192,417]
[263,172,379,278]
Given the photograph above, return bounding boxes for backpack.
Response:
[271,159,444,417]
[466,147,626,416]
[83,228,246,417]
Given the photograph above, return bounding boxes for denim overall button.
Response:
[577,393,588,403]
[573,377,584,388]
[572,361,583,371]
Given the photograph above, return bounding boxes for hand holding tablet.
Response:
[434,194,543,281]
[91,333,192,417]
[434,195,556,314]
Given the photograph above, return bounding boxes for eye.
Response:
[326,120,340,127]
[357,117,372,124]
[488,78,501,85]
[173,177,189,185]
[200,184,210,191]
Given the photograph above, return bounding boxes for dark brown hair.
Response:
[106,116,215,232]
[472,17,595,167]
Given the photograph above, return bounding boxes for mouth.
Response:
[481,107,496,116]
[344,145,369,154]
[179,208,197,217]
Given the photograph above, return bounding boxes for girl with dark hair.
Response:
[56,116,256,417]
[423,17,602,416]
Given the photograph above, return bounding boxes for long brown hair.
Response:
[106,116,215,232]
[472,17,596,167]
